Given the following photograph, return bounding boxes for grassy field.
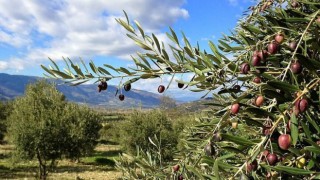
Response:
[0,143,122,180]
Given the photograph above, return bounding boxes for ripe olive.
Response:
[278,134,291,150]
[295,98,309,114]
[124,83,131,91]
[255,96,264,107]
[158,85,165,93]
[252,55,261,66]
[231,103,240,115]
[267,153,278,165]
[246,159,258,173]
[268,42,279,54]
[173,164,180,172]
[119,94,125,101]
[178,83,184,89]
[275,34,284,44]
[98,81,108,91]
[253,77,262,84]
[289,41,297,51]
[291,62,302,74]
[240,63,250,74]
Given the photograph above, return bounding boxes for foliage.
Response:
[7,81,101,179]
[119,110,177,161]
[99,112,126,144]
[99,121,123,144]
[0,101,12,142]
[7,81,66,179]
[43,0,320,179]
[61,103,102,161]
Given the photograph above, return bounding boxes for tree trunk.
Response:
[36,150,47,180]
[40,164,46,180]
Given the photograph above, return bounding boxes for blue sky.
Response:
[0,0,255,98]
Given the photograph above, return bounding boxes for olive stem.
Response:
[281,10,320,81]
[233,136,267,177]
[269,138,274,154]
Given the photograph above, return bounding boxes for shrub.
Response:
[119,110,177,161]
[99,121,123,144]
[62,103,102,161]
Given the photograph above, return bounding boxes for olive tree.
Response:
[0,101,11,142]
[7,81,101,179]
[42,0,320,179]
[119,110,177,161]
[62,103,102,161]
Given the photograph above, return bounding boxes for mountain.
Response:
[0,73,161,108]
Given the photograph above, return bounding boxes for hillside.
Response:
[0,73,161,108]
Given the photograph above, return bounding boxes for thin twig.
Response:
[281,10,319,81]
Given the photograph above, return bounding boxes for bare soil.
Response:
[0,143,122,180]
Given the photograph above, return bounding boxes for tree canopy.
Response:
[7,81,101,179]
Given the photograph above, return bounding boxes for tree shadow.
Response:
[94,150,122,157]
[53,164,116,174]
[0,146,122,179]
[0,162,117,179]
[99,139,119,145]
[82,157,116,166]
[79,150,121,167]
[0,165,38,179]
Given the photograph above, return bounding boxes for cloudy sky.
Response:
[0,0,255,99]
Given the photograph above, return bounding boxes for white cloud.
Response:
[0,31,31,48]
[0,58,25,72]
[0,0,189,71]
[0,61,8,71]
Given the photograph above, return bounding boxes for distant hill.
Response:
[0,73,161,108]
[174,97,215,112]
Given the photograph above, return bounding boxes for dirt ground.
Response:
[0,143,122,180]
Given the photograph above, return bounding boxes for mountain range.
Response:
[0,73,161,108]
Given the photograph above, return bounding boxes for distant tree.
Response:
[7,81,101,179]
[119,110,177,161]
[0,101,11,142]
[62,103,102,162]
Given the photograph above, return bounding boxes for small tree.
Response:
[7,81,101,179]
[43,0,320,179]
[7,81,66,179]
[0,101,11,142]
[119,110,177,161]
[62,103,102,161]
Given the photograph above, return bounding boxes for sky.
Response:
[0,0,255,100]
